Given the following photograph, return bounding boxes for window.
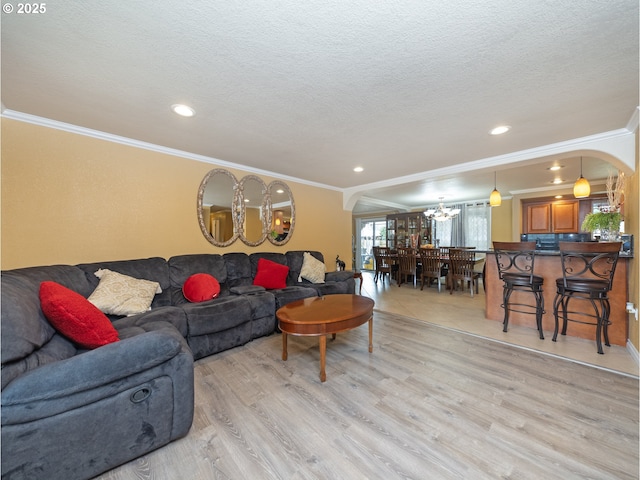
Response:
[428,202,490,249]
[464,202,491,250]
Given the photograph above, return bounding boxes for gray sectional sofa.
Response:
[1,250,355,480]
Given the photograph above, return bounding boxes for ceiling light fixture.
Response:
[573,157,591,198]
[489,125,510,135]
[353,166,364,173]
[424,197,460,222]
[489,171,502,207]
[171,104,195,117]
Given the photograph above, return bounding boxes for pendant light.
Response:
[489,171,502,206]
[573,157,590,198]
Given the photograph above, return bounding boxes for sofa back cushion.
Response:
[285,251,325,284]
[252,258,289,289]
[76,257,172,309]
[168,254,228,304]
[249,253,289,285]
[223,252,253,287]
[1,265,90,389]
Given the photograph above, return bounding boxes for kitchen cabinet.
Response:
[523,200,579,234]
[526,203,551,233]
[552,201,579,232]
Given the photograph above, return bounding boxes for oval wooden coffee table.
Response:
[276,294,375,382]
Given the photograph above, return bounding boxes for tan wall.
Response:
[627,131,639,352]
[490,197,513,242]
[1,119,352,270]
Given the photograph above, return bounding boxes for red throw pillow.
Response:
[183,273,221,302]
[39,281,119,349]
[253,258,289,289]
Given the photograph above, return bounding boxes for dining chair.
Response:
[419,247,447,292]
[493,241,544,339]
[448,248,481,296]
[372,246,394,284]
[396,247,419,287]
[553,241,622,354]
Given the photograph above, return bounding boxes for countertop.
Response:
[475,248,633,258]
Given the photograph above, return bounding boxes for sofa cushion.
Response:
[39,281,120,349]
[222,252,252,288]
[182,296,253,337]
[285,251,324,285]
[168,254,229,303]
[298,252,326,283]
[88,269,161,316]
[111,306,189,338]
[76,257,172,308]
[1,265,92,388]
[253,258,289,289]
[182,273,221,302]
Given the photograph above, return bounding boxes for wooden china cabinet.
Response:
[386,213,431,249]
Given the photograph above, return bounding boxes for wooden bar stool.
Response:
[553,241,622,354]
[493,241,544,339]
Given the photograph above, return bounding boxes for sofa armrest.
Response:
[230,285,265,295]
[2,331,184,405]
[325,270,355,282]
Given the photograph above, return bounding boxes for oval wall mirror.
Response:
[197,168,240,247]
[267,180,295,246]
[238,175,268,246]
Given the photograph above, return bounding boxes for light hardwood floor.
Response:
[95,276,639,480]
[361,269,640,377]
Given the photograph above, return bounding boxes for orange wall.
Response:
[1,119,353,270]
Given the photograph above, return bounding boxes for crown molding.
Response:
[0,109,341,192]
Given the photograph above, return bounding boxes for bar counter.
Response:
[481,249,631,346]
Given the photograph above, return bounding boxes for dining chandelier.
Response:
[424,197,460,222]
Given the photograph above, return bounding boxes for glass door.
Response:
[356,218,387,270]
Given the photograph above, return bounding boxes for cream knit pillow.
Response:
[88,269,162,316]
[298,252,326,284]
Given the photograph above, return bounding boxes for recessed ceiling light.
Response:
[489,125,510,135]
[555,195,563,199]
[552,178,563,184]
[171,104,195,117]
[548,165,564,171]
[276,189,284,194]
[353,166,364,173]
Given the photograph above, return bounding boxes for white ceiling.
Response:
[1,1,638,214]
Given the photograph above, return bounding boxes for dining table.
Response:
[386,248,485,288]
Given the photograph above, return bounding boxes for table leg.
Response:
[368,316,373,352]
[353,272,363,295]
[319,335,327,382]
[282,332,288,361]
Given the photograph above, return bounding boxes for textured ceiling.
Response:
[1,1,638,213]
